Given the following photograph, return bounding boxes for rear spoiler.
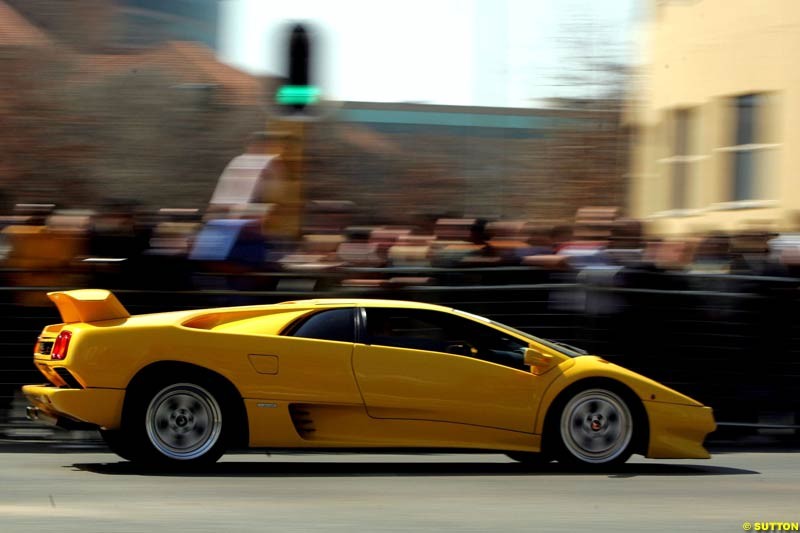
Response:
[47,289,130,324]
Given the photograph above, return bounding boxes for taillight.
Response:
[51,331,72,361]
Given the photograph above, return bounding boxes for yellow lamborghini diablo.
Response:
[23,289,715,467]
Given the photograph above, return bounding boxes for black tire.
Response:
[552,386,637,468]
[99,429,138,462]
[506,452,551,466]
[122,373,231,467]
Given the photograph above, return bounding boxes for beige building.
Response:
[630,0,800,235]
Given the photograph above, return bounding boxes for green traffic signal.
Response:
[276,85,320,106]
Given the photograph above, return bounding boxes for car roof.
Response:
[278,298,454,312]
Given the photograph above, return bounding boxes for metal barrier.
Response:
[2,266,798,436]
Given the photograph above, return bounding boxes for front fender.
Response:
[534,356,705,435]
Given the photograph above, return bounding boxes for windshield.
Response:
[493,322,588,358]
[453,310,587,358]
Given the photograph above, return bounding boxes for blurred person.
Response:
[3,204,88,298]
[430,218,499,268]
[688,232,734,274]
[190,218,267,267]
[644,238,695,272]
[334,225,389,288]
[190,203,276,290]
[552,207,627,269]
[463,218,504,265]
[767,227,800,276]
[483,221,537,266]
[606,218,645,267]
[369,227,412,265]
[429,218,477,267]
[520,224,571,271]
[386,233,434,268]
[303,200,356,235]
[524,225,555,255]
[550,224,573,253]
[86,200,154,288]
[556,236,613,270]
[730,230,782,276]
[88,199,148,260]
[336,226,384,267]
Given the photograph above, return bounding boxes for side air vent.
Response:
[288,404,316,439]
[53,367,83,389]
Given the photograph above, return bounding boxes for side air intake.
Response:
[288,404,316,439]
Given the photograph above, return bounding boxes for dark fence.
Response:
[1,266,798,431]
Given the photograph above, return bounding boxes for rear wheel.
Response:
[145,383,224,462]
[99,429,137,461]
[124,376,230,467]
[555,387,635,467]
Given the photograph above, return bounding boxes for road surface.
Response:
[0,447,797,532]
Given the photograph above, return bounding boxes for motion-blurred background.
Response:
[0,0,797,444]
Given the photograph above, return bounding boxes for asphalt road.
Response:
[0,447,798,532]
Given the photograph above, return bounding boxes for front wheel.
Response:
[555,387,635,467]
[506,452,550,466]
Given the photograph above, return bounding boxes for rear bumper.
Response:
[644,401,716,459]
[26,405,97,430]
[22,384,125,430]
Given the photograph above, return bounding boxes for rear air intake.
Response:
[289,404,316,439]
[53,367,83,389]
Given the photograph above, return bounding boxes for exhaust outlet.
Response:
[26,406,40,421]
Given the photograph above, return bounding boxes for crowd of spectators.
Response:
[0,201,798,297]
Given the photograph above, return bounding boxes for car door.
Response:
[352,307,548,433]
[248,307,361,404]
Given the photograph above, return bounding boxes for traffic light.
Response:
[276,24,320,110]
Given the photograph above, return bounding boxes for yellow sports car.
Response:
[23,289,715,468]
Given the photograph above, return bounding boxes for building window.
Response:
[671,109,691,209]
[731,94,761,201]
[658,108,698,212]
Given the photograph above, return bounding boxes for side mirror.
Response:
[524,347,557,375]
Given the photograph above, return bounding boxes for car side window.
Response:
[285,308,355,343]
[364,308,528,370]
